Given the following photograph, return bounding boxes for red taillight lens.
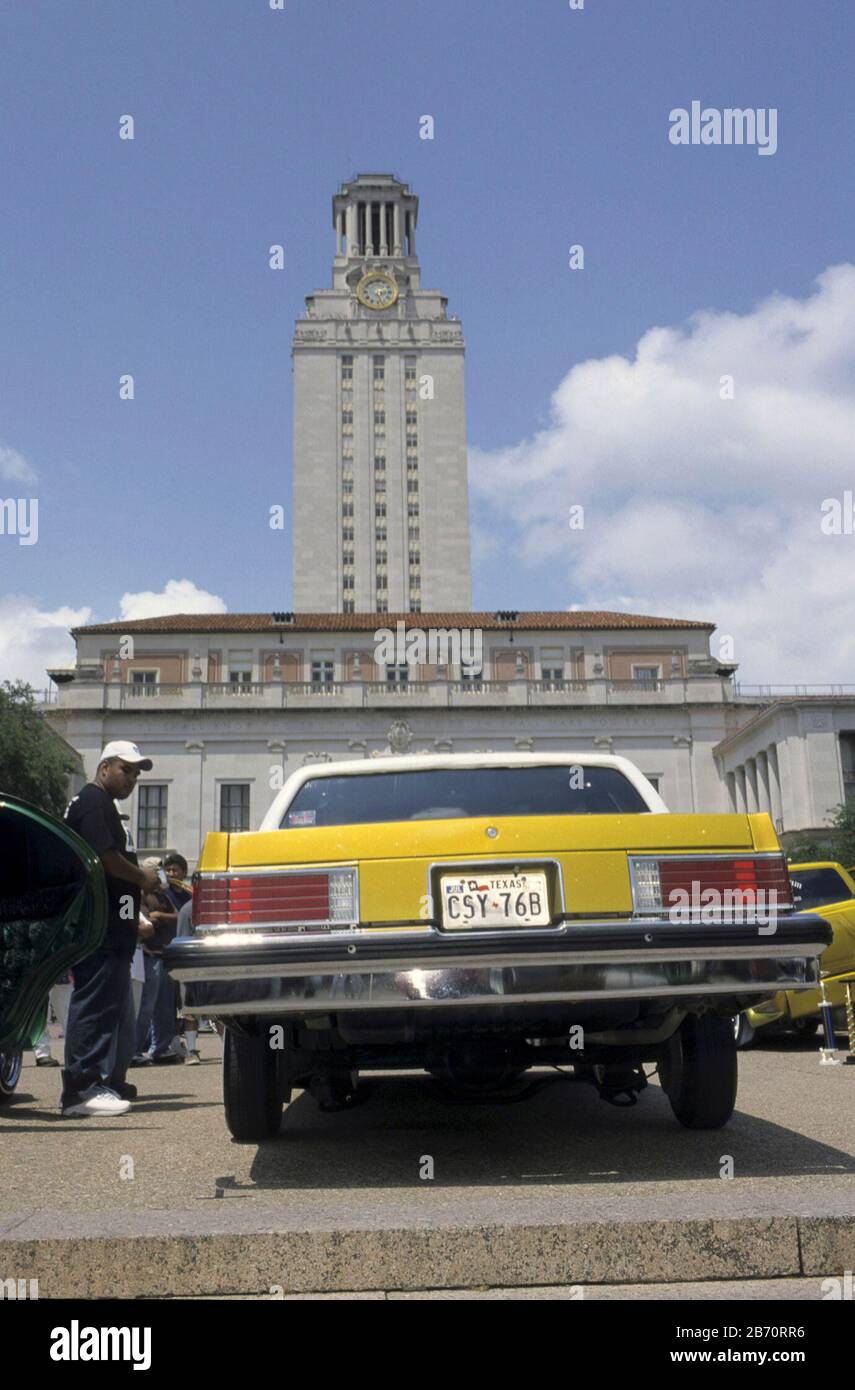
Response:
[630,855,793,914]
[192,870,355,928]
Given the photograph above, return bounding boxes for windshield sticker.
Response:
[288,809,316,826]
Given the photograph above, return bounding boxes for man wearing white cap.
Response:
[60,742,161,1117]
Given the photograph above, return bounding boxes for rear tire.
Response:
[660,1013,737,1129]
[222,1027,283,1142]
[0,1050,22,1103]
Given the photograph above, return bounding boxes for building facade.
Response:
[291,174,472,614]
[714,696,855,846]
[45,610,750,867]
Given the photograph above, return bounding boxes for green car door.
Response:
[0,791,107,1060]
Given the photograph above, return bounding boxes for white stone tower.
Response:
[291,174,472,614]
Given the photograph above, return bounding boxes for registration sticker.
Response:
[440,871,551,928]
[287,809,316,826]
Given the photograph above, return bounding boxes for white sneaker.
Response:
[62,1084,131,1118]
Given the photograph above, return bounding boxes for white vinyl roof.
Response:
[259,751,667,830]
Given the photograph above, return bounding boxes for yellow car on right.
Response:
[735,861,855,1046]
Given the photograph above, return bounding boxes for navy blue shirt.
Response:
[64,783,140,957]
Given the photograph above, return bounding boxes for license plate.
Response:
[439,871,551,928]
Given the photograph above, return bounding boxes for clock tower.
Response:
[291,173,472,614]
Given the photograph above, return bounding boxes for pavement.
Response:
[1,1027,853,1298]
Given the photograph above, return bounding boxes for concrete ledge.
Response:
[2,1212,852,1298]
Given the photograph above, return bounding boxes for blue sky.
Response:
[2,0,855,684]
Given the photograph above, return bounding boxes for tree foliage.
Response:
[0,681,79,818]
[787,800,855,869]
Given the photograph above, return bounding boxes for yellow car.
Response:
[164,753,831,1141]
[736,861,855,1046]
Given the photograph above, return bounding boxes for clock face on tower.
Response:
[356,271,398,310]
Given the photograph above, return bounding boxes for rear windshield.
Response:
[281,765,650,828]
[789,867,852,911]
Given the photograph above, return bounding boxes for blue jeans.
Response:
[150,960,178,1055]
[135,954,178,1056]
[134,953,162,1056]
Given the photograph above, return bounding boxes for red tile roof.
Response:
[72,609,714,636]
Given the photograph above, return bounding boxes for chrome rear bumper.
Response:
[163,915,832,1017]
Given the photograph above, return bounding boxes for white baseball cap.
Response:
[97,740,153,771]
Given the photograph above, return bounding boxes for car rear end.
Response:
[163,757,831,1140]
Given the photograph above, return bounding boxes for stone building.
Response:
[292,174,471,614]
[43,608,753,865]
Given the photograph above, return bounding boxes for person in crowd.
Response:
[31,976,73,1066]
[60,742,159,1117]
[161,854,199,1062]
[131,859,182,1064]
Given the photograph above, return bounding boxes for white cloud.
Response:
[0,445,38,487]
[470,264,855,683]
[115,578,227,622]
[0,596,91,692]
[0,580,228,693]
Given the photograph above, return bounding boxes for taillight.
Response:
[192,868,357,929]
[629,855,793,915]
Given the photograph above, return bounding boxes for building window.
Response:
[311,660,334,687]
[376,549,388,564]
[645,775,661,793]
[541,666,564,689]
[373,356,385,383]
[342,479,353,495]
[343,575,355,591]
[129,670,158,695]
[375,478,386,494]
[342,502,354,517]
[460,666,482,688]
[375,525,387,542]
[408,503,419,518]
[341,355,353,380]
[386,664,409,686]
[229,666,252,686]
[343,600,354,613]
[376,600,388,614]
[137,784,168,850]
[342,525,354,542]
[404,358,417,383]
[408,524,420,540]
[409,601,421,613]
[220,783,250,833]
[374,410,385,430]
[409,549,421,564]
[632,665,661,685]
[375,503,387,518]
[374,455,386,471]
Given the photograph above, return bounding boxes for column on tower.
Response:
[346,203,356,256]
[379,200,388,256]
[364,200,372,255]
[393,202,401,256]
